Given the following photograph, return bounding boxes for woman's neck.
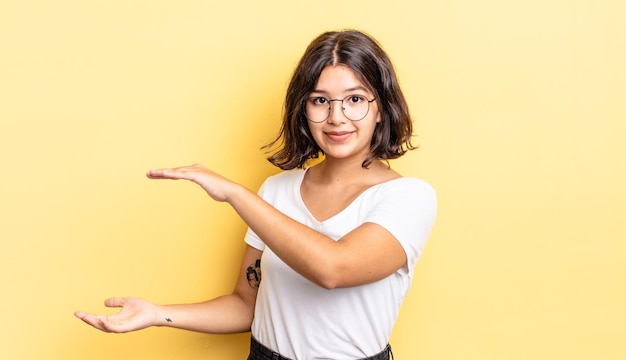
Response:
[308,158,394,186]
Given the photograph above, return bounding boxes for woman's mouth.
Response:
[326,131,353,142]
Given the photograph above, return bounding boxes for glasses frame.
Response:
[305,95,377,123]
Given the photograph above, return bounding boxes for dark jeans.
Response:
[247,336,393,360]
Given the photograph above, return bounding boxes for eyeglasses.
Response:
[305,95,376,123]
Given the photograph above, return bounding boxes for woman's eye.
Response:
[313,97,328,105]
[348,95,365,104]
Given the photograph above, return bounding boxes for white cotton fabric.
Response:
[244,169,437,360]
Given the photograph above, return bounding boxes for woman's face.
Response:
[306,65,380,163]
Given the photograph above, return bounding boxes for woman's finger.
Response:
[146,166,204,180]
[146,168,176,179]
[74,311,110,332]
[104,297,126,308]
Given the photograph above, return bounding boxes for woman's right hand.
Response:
[146,164,239,203]
[74,297,158,333]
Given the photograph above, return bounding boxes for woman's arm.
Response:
[147,165,410,289]
[228,186,406,289]
[75,245,262,333]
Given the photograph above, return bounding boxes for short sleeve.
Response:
[363,178,437,276]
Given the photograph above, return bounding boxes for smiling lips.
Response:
[326,131,353,142]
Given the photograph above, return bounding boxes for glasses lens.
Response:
[305,97,329,123]
[342,95,369,121]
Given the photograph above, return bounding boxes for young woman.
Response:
[75,29,437,360]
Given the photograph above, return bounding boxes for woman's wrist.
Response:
[224,182,249,204]
[152,304,173,327]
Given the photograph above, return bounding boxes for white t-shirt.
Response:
[244,169,437,360]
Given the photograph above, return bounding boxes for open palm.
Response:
[74,297,157,333]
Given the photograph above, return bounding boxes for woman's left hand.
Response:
[146,164,237,202]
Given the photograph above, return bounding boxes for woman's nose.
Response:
[327,100,347,124]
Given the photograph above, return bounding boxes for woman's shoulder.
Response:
[265,168,306,183]
[258,169,307,193]
[394,176,435,189]
[373,176,436,201]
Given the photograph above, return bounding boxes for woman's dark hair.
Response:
[264,29,416,169]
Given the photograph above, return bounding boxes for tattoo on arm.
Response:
[165,317,172,323]
[246,259,262,288]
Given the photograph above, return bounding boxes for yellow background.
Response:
[1,1,624,359]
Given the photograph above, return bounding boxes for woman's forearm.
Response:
[226,185,340,288]
[154,294,254,334]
